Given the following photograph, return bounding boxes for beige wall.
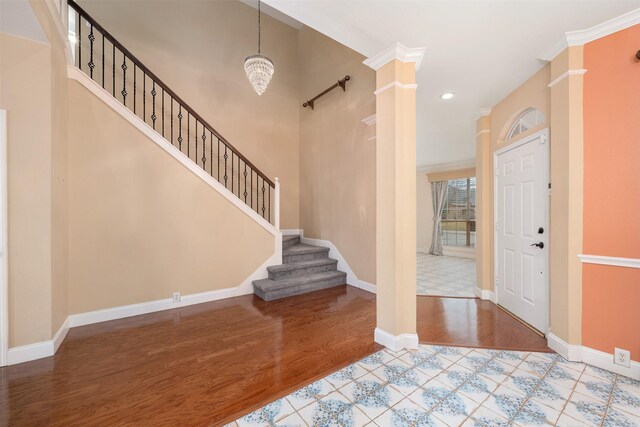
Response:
[477,64,551,296]
[416,172,433,253]
[298,26,376,284]
[77,0,301,229]
[1,33,54,347]
[67,80,274,313]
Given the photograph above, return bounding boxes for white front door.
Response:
[495,129,549,334]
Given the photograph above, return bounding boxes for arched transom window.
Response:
[506,108,545,140]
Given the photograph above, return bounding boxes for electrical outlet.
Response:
[172,292,181,303]
[614,348,630,368]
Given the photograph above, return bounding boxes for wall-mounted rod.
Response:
[303,75,351,110]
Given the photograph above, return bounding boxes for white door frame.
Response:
[493,128,550,334]
[0,110,8,367]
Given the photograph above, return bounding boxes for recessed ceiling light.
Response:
[440,92,455,100]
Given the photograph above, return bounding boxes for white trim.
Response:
[548,69,587,88]
[578,254,640,269]
[281,229,304,237]
[374,328,419,351]
[7,341,54,366]
[367,136,376,142]
[361,114,376,126]
[416,158,476,174]
[474,287,496,302]
[6,318,69,365]
[475,129,489,138]
[539,8,640,61]
[52,317,70,353]
[363,43,427,71]
[236,233,283,296]
[547,333,640,380]
[0,110,7,367]
[69,287,242,328]
[68,66,279,238]
[374,81,418,96]
[300,236,376,294]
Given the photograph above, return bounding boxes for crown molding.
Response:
[475,108,493,121]
[539,8,640,61]
[416,158,476,174]
[363,43,427,71]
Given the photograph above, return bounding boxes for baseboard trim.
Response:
[69,286,238,328]
[475,287,495,302]
[547,333,640,380]
[300,235,376,294]
[281,229,304,237]
[374,328,419,351]
[7,317,70,365]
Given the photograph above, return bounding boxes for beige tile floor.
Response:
[417,253,476,298]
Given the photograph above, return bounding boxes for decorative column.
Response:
[364,43,425,351]
[475,109,493,299]
[548,46,585,352]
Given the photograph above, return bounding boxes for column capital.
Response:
[363,43,426,71]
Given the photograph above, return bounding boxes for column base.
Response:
[374,327,419,352]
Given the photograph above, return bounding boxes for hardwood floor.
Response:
[417,295,551,352]
[1,287,550,426]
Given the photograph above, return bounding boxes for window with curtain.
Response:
[441,177,476,247]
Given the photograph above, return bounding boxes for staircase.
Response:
[253,235,347,301]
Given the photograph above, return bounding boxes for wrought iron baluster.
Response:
[177,106,183,150]
[237,157,240,197]
[261,180,266,218]
[243,164,248,203]
[251,170,253,210]
[143,73,146,121]
[195,121,198,164]
[231,152,234,194]
[162,89,165,137]
[217,139,220,182]
[223,145,228,188]
[170,100,174,145]
[88,25,95,78]
[112,44,115,97]
[201,126,207,168]
[133,64,136,114]
[121,56,128,105]
[78,16,82,71]
[187,112,190,158]
[151,82,157,129]
[102,34,105,87]
[268,185,271,223]
[210,131,213,175]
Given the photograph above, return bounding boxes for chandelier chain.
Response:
[258,0,261,54]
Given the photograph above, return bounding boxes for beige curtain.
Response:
[429,181,448,256]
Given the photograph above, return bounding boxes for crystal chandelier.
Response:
[244,0,274,95]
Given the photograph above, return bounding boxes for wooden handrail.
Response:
[67,0,274,188]
[302,75,350,110]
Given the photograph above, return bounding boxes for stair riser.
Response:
[255,276,347,301]
[284,250,329,264]
[282,237,300,250]
[268,262,338,280]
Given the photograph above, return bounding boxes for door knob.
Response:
[530,242,544,249]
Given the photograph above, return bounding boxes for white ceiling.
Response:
[263,0,640,168]
[0,0,48,44]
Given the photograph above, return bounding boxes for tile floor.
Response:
[227,345,640,427]
[417,254,476,298]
